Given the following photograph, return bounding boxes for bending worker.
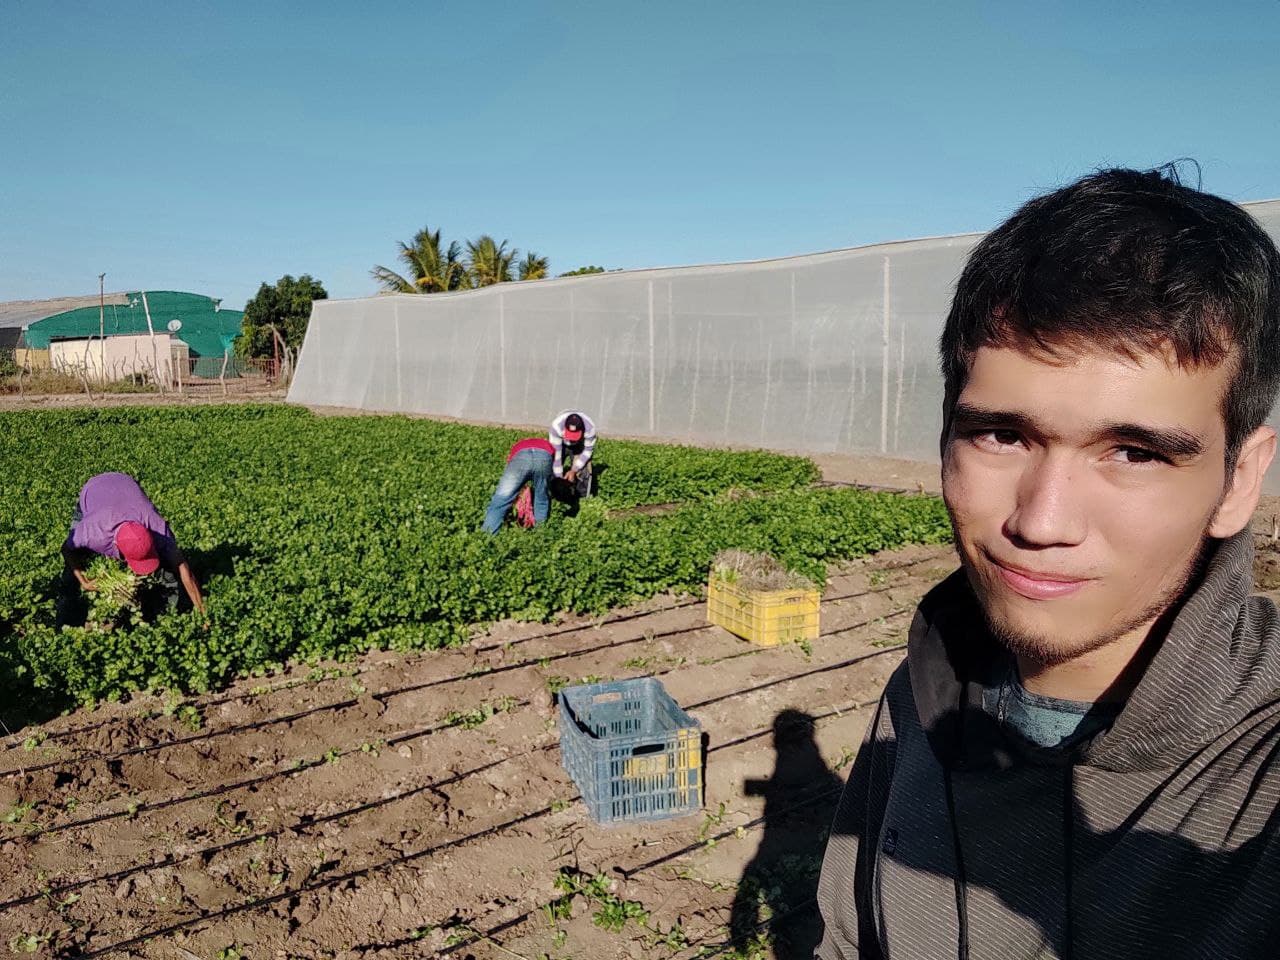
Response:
[58,471,206,626]
[483,436,555,534]
[549,410,596,498]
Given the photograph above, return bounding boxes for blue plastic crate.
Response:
[558,677,703,825]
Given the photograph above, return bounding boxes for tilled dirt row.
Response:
[0,544,957,959]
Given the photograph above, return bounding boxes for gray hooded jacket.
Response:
[815,530,1280,959]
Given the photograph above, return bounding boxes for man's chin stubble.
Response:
[961,549,1207,669]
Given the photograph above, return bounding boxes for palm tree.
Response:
[465,235,517,287]
[371,226,467,294]
[518,251,550,281]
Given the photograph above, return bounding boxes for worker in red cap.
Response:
[549,409,597,498]
[57,472,205,627]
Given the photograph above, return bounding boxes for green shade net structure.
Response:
[23,291,243,359]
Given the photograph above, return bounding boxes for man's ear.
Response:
[1209,426,1278,538]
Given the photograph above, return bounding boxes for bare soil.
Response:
[0,389,285,413]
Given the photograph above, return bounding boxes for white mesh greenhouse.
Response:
[290,200,1280,485]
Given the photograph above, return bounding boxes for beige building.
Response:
[49,333,190,385]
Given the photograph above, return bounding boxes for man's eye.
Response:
[970,429,1022,451]
[1115,446,1165,465]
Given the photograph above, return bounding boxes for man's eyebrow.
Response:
[950,403,1204,459]
[950,403,1039,434]
[1096,421,1204,459]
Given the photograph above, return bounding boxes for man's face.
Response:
[942,343,1234,665]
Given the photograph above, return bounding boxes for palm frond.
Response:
[518,251,549,281]
[370,265,417,293]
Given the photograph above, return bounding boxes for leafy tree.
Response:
[466,235,517,287]
[371,225,467,294]
[518,251,550,281]
[559,265,606,277]
[236,275,327,358]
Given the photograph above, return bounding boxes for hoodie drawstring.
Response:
[945,678,972,960]
[1062,765,1075,960]
[943,766,971,960]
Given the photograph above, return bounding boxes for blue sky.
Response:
[2,0,1278,309]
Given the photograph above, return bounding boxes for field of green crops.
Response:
[0,405,951,715]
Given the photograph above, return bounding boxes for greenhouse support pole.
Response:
[648,280,656,433]
[499,293,507,420]
[98,273,105,380]
[393,303,403,410]
[880,256,890,453]
[142,291,164,393]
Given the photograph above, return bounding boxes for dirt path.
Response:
[0,390,285,412]
[0,544,957,959]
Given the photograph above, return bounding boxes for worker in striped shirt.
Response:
[549,410,597,498]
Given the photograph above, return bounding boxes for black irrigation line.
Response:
[813,478,937,495]
[0,599,709,754]
[620,781,848,878]
[469,596,705,654]
[675,897,820,960]
[684,613,911,712]
[436,738,864,957]
[0,602,705,755]
[0,621,719,781]
[69,802,560,960]
[2,605,911,853]
[0,739,560,913]
[0,582,915,781]
[25,673,894,955]
[466,551,935,657]
[5,646,887,909]
[2,629,780,841]
[436,783,844,960]
[14,641,771,844]
[0,552,944,754]
[14,699,534,843]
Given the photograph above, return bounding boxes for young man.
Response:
[58,472,206,625]
[549,409,596,498]
[816,168,1280,960]
[482,436,555,534]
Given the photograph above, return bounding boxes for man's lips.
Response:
[989,557,1092,600]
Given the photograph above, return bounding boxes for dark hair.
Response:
[940,164,1280,461]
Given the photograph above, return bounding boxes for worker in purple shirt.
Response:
[57,472,205,627]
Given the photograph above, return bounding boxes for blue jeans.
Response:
[483,449,552,534]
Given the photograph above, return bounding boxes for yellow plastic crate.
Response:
[706,576,821,646]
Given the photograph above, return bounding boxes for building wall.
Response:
[50,334,187,383]
[13,348,50,370]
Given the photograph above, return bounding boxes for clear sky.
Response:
[3,0,1278,310]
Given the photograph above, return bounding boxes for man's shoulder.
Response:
[865,659,920,738]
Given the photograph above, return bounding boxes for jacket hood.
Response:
[908,530,1280,773]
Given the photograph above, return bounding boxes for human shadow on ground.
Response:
[730,709,845,959]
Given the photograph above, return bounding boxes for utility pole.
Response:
[98,273,106,381]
